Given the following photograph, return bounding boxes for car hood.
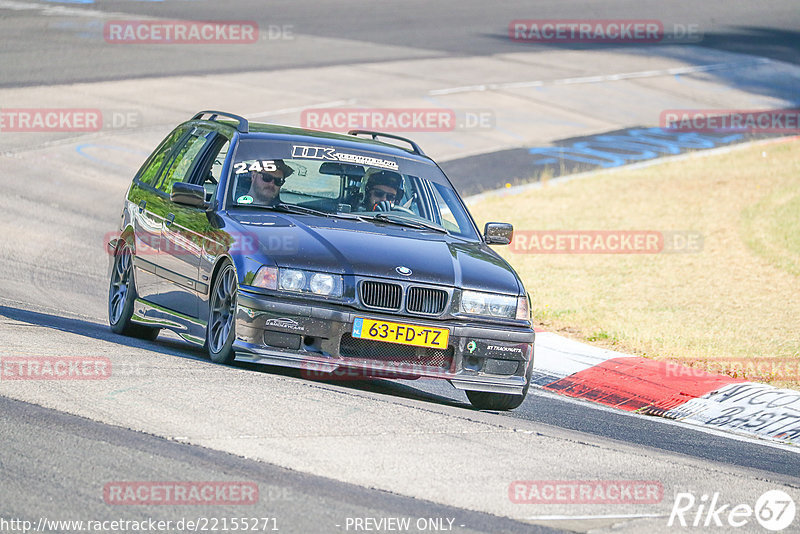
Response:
[229,212,522,294]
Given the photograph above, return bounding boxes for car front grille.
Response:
[360,281,402,310]
[406,286,448,315]
[339,334,453,370]
[358,280,450,316]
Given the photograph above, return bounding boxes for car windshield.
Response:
[227,139,480,240]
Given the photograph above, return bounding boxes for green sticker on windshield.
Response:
[237,195,254,204]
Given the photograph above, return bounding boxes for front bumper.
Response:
[233,289,535,394]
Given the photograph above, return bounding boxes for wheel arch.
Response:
[210,253,238,288]
[108,225,137,285]
[205,254,238,364]
[199,253,238,326]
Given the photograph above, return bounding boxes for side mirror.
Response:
[171,182,208,208]
[484,222,513,245]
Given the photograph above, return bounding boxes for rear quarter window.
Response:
[157,132,210,194]
[136,126,189,187]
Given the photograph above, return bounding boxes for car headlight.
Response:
[280,269,306,291]
[252,266,342,298]
[309,273,336,296]
[460,290,522,319]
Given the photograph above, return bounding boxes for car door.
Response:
[127,125,190,303]
[151,128,228,318]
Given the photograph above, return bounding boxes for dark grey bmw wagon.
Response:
[108,111,535,410]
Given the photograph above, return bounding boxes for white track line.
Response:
[533,388,800,454]
[430,58,772,95]
[525,513,666,521]
[246,99,356,119]
[0,0,132,19]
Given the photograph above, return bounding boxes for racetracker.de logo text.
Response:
[509,480,664,504]
[510,230,703,254]
[1,357,111,380]
[104,21,259,44]
[301,108,460,132]
[104,482,259,505]
[666,358,800,382]
[0,109,101,132]
[0,109,142,132]
[661,109,800,134]
[509,20,702,43]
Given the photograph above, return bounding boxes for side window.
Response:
[431,182,465,234]
[204,139,230,200]
[157,132,210,195]
[396,175,421,215]
[209,140,230,184]
[137,126,189,187]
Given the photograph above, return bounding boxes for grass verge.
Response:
[468,138,800,388]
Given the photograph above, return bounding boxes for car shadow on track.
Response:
[236,360,471,410]
[0,304,207,361]
[0,304,473,411]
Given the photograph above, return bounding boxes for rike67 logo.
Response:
[669,490,796,531]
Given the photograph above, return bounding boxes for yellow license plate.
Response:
[352,317,449,349]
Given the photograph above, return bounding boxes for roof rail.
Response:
[347,130,425,156]
[192,110,249,133]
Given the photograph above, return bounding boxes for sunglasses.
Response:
[254,173,285,186]
[371,190,396,202]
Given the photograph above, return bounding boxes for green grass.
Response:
[468,138,800,388]
[742,181,800,277]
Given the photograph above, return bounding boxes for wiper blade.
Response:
[266,203,331,217]
[371,213,448,233]
[274,204,374,222]
[245,203,374,222]
[329,212,369,221]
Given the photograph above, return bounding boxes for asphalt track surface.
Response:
[1,0,799,87]
[1,1,800,533]
[1,395,550,534]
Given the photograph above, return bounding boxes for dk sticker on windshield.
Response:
[291,145,399,171]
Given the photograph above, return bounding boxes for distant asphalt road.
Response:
[0,0,798,87]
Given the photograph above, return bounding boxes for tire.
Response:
[466,357,533,411]
[108,240,159,341]
[206,261,237,364]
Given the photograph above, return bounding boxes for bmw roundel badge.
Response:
[396,266,412,276]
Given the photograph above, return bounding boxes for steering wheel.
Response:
[389,205,415,215]
[373,200,416,215]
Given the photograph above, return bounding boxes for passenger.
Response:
[246,160,293,206]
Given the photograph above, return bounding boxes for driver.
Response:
[247,160,294,206]
[360,170,403,212]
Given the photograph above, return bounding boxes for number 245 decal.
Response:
[234,160,277,174]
